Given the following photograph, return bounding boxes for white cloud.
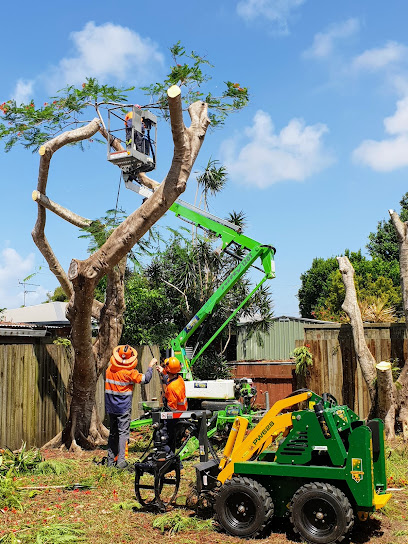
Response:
[45,21,164,89]
[384,96,408,134]
[353,135,408,172]
[303,18,360,59]
[0,248,47,310]
[221,110,334,188]
[353,96,408,171]
[352,41,408,72]
[13,79,35,105]
[236,0,305,33]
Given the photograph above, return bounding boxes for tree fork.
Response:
[33,87,211,451]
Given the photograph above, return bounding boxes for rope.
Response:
[114,172,122,219]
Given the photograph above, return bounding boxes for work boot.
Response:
[116,460,129,469]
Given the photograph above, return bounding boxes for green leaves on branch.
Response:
[141,41,249,126]
[0,78,134,152]
[292,345,313,377]
[0,42,249,152]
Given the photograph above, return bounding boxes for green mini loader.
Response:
[194,389,391,544]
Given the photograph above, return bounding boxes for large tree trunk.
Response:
[389,209,408,440]
[34,86,210,450]
[337,257,377,403]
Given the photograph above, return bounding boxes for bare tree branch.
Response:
[337,256,377,401]
[32,190,92,228]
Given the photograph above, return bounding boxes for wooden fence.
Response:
[301,323,408,418]
[0,342,161,450]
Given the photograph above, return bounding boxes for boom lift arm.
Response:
[124,179,276,380]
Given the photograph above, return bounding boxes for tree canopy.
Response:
[298,193,408,322]
[0,42,248,153]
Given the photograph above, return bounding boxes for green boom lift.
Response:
[124,179,275,451]
[124,178,275,388]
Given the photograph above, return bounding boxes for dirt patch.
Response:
[1,448,407,544]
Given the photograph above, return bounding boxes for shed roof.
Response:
[238,314,336,325]
[2,302,69,325]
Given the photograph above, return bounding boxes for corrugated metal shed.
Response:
[237,315,331,361]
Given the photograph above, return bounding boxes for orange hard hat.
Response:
[118,345,133,359]
[111,344,137,370]
[167,357,181,374]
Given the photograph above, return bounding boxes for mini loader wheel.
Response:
[215,476,274,538]
[290,482,354,544]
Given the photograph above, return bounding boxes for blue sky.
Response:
[1,0,408,317]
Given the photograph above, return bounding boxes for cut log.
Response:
[376,361,395,440]
[167,85,181,98]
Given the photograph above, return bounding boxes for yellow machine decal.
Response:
[351,458,364,482]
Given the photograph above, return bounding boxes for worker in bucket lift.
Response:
[124,107,148,154]
[105,344,157,468]
[157,357,187,453]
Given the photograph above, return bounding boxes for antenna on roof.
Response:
[18,280,39,307]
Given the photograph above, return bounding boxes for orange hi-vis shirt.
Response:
[105,365,150,414]
[165,375,188,411]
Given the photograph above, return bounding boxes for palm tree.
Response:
[195,158,228,210]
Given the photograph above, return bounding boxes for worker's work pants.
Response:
[107,410,131,467]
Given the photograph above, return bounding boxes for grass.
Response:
[386,439,408,488]
[0,437,407,544]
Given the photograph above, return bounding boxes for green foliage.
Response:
[152,511,213,535]
[0,78,133,152]
[386,441,408,487]
[33,523,85,543]
[139,230,273,359]
[299,194,408,320]
[292,345,313,376]
[141,41,248,127]
[0,445,42,475]
[0,469,23,511]
[0,42,249,154]
[196,159,228,209]
[367,192,408,261]
[298,256,339,319]
[79,209,129,254]
[33,460,71,475]
[191,351,231,381]
[46,286,68,302]
[53,337,71,347]
[121,273,178,349]
[0,533,19,543]
[299,250,402,321]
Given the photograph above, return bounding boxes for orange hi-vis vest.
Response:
[105,365,145,414]
[165,375,188,411]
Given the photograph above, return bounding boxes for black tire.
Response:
[290,482,354,544]
[215,477,274,538]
